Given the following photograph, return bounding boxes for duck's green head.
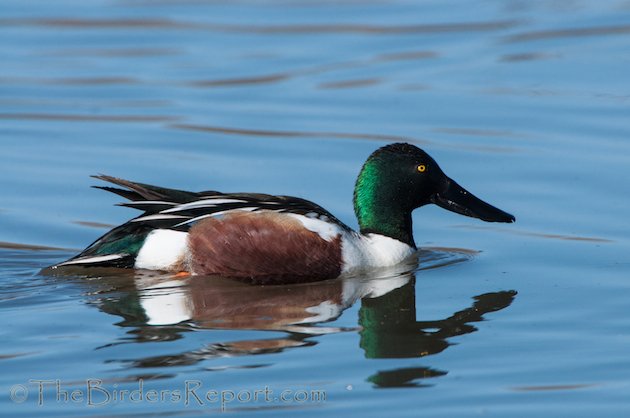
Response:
[353,143,515,247]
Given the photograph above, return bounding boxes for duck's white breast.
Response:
[340,232,415,274]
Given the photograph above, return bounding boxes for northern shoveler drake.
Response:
[53,143,515,283]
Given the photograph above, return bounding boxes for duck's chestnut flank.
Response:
[188,212,343,284]
[52,143,515,283]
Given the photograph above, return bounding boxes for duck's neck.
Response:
[353,164,416,248]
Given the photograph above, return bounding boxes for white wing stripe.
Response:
[161,198,247,213]
[55,254,124,266]
[131,214,189,223]
[172,207,259,227]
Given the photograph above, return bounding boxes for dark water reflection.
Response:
[47,250,515,389]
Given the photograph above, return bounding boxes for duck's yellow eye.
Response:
[416,164,426,173]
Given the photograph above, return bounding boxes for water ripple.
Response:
[318,77,381,89]
[453,225,614,243]
[506,24,630,42]
[0,241,72,252]
[1,18,522,35]
[170,123,425,143]
[0,113,179,123]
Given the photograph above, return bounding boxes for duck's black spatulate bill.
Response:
[430,178,515,223]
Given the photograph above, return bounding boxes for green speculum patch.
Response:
[94,233,147,256]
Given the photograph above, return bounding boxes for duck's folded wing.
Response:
[54,176,351,268]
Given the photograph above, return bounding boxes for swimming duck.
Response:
[54,143,514,283]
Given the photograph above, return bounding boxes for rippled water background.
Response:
[2,0,630,416]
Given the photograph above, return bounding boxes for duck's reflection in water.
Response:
[87,250,516,388]
[359,282,515,387]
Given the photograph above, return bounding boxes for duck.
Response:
[53,143,515,283]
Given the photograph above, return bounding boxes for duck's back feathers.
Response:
[92,175,350,231]
[92,174,205,203]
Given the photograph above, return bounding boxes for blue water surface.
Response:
[1,0,630,416]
